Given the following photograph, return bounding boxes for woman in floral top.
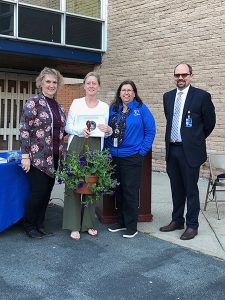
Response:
[19,67,66,239]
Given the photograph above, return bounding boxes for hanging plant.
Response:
[56,146,118,205]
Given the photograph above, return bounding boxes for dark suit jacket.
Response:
[163,85,216,168]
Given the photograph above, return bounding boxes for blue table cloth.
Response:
[0,152,31,232]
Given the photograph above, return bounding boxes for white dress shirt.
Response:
[172,85,190,142]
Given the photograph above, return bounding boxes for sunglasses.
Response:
[174,73,191,79]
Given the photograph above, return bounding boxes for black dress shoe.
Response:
[180,228,198,240]
[37,228,54,236]
[26,229,43,239]
[160,221,184,232]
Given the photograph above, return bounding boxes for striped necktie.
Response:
[171,91,183,142]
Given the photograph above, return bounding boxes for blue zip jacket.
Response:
[105,99,156,157]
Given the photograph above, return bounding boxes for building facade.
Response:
[1,0,225,176]
[96,0,225,175]
[0,0,107,150]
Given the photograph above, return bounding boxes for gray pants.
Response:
[62,136,101,232]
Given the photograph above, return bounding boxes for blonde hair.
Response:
[36,67,64,91]
[83,71,101,85]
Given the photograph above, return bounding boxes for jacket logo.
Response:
[134,109,140,116]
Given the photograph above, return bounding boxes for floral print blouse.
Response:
[19,93,66,177]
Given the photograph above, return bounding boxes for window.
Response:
[19,0,60,10]
[18,6,61,43]
[0,0,106,51]
[0,2,14,36]
[66,0,101,18]
[66,16,102,49]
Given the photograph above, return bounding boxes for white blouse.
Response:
[65,97,110,150]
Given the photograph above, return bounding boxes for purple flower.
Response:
[108,153,112,160]
[57,178,63,184]
[83,204,89,208]
[77,182,84,189]
[79,156,86,165]
[63,165,70,171]
[66,172,74,177]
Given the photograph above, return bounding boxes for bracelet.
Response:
[22,157,30,160]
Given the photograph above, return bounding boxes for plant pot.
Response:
[75,175,98,195]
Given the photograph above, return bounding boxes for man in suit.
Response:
[160,63,216,240]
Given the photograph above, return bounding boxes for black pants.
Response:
[113,154,143,232]
[167,144,200,229]
[23,155,58,232]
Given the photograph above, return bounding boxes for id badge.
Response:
[186,117,192,128]
[113,138,118,147]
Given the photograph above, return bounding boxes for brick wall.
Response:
[57,83,85,115]
[95,0,225,177]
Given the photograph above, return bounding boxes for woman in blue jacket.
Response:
[106,80,156,238]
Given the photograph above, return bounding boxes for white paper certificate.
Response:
[76,115,106,137]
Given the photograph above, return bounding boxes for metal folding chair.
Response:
[204,153,225,220]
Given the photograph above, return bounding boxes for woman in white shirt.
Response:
[63,72,112,240]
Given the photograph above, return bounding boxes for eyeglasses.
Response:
[121,89,133,93]
[174,73,191,79]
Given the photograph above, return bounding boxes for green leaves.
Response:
[56,146,118,205]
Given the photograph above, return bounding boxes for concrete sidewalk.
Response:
[52,171,225,260]
[139,172,225,260]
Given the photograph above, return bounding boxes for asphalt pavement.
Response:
[1,172,225,299]
[1,207,225,299]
